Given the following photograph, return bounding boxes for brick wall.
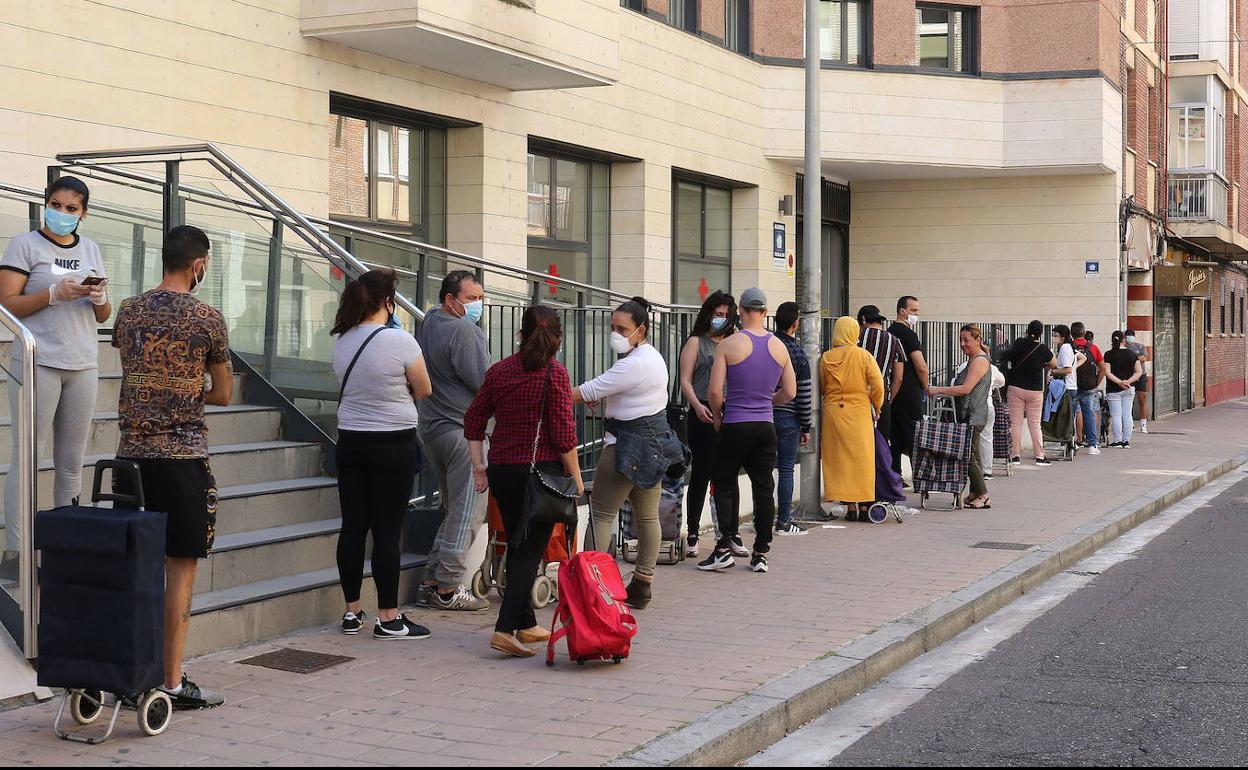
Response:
[1205,264,1248,405]
[328,114,369,219]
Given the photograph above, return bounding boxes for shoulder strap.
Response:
[530,364,555,470]
[339,327,389,402]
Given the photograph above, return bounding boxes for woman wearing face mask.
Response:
[573,297,684,610]
[677,290,738,558]
[0,177,110,578]
[331,268,434,640]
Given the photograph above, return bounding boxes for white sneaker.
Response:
[1088,447,1101,456]
[1141,421,1149,434]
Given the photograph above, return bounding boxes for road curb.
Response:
[611,452,1248,768]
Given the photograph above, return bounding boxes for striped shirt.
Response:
[859,326,904,400]
[773,331,812,432]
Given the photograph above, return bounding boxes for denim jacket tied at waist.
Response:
[605,412,689,489]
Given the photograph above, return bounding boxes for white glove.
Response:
[89,287,108,306]
[47,277,80,306]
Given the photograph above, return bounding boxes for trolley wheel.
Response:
[137,690,172,737]
[867,503,889,524]
[531,575,554,609]
[612,656,624,665]
[68,689,104,726]
[470,569,489,599]
[496,558,508,594]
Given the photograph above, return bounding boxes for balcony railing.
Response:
[1168,174,1228,225]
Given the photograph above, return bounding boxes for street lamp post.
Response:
[798,0,823,517]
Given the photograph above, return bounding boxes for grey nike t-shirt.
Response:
[1,231,107,370]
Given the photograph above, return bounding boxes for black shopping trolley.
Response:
[36,460,172,744]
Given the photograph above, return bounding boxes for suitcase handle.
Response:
[91,460,145,510]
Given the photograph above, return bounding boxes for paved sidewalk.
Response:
[1,401,1244,767]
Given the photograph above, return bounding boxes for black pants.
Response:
[335,429,421,609]
[890,398,921,475]
[685,402,717,539]
[711,421,777,555]
[488,462,559,634]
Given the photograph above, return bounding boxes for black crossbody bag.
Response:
[523,366,580,528]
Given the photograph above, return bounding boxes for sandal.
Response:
[965,496,992,510]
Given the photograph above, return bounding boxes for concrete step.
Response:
[215,477,339,535]
[0,405,281,465]
[194,518,342,595]
[186,554,427,657]
[0,373,246,416]
[0,440,325,504]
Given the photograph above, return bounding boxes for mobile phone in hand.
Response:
[81,275,108,287]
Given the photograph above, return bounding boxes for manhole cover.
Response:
[971,541,1035,551]
[238,648,354,674]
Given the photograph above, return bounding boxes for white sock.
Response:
[165,683,183,695]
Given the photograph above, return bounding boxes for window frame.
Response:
[725,0,751,55]
[671,178,734,306]
[526,149,611,291]
[669,0,699,32]
[914,2,979,76]
[328,109,445,240]
[820,0,872,68]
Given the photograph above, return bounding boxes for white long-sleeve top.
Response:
[579,343,669,445]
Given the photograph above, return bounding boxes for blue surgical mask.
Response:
[710,317,728,332]
[44,208,80,237]
[461,299,484,325]
[385,301,401,329]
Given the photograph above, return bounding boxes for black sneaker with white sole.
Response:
[161,675,225,711]
[775,522,807,536]
[414,584,435,608]
[697,548,735,572]
[750,554,769,573]
[1035,457,1053,466]
[342,610,367,635]
[373,614,432,640]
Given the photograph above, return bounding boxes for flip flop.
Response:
[966,497,992,510]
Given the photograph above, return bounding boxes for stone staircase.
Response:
[0,339,427,657]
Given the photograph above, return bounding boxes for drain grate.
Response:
[971,541,1035,551]
[238,648,354,674]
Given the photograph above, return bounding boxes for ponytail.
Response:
[520,305,562,372]
[331,268,397,336]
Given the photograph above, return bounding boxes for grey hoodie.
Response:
[415,308,490,440]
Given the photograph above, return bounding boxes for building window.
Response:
[669,0,698,32]
[820,1,868,66]
[328,110,446,242]
[1169,76,1226,176]
[726,0,750,54]
[620,0,645,9]
[673,180,732,306]
[914,4,978,74]
[527,151,610,304]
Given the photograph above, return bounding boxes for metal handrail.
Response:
[54,145,428,321]
[44,150,701,312]
[0,306,38,658]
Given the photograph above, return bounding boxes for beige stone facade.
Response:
[0,0,1150,331]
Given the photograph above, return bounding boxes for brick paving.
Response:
[1,401,1244,767]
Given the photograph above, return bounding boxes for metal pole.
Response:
[798,0,823,517]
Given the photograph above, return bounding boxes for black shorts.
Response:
[1135,374,1148,393]
[114,457,218,559]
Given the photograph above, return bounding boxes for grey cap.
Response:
[740,287,767,310]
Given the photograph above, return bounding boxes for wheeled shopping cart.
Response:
[914,397,971,511]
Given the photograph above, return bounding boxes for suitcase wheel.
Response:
[546,661,554,667]
[138,690,172,737]
[68,689,104,725]
[576,659,586,666]
[612,656,624,665]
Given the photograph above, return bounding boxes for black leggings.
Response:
[488,462,559,634]
[711,421,778,555]
[685,402,717,538]
[335,429,421,610]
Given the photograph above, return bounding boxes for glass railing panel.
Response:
[0,321,37,654]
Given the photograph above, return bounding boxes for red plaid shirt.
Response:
[464,354,578,465]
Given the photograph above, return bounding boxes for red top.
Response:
[1073,339,1103,364]
[464,354,578,465]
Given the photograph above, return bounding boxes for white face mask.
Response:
[907,314,920,327]
[610,330,637,355]
[190,261,206,296]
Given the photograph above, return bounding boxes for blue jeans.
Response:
[774,411,800,528]
[1074,390,1100,447]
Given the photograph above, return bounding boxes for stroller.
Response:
[913,397,972,510]
[470,494,574,610]
[864,426,907,524]
[619,471,687,565]
[991,389,1016,477]
[1041,384,1079,461]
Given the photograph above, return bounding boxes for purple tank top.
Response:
[724,331,784,424]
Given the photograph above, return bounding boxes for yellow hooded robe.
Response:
[819,316,885,502]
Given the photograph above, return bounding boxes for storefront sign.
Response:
[1085,261,1101,278]
[1155,264,1212,298]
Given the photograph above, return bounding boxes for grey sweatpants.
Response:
[423,428,487,590]
[5,366,98,552]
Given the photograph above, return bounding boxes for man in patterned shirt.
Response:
[857,305,905,448]
[112,225,232,711]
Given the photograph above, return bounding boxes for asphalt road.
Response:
[821,473,1248,767]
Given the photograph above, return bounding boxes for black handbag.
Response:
[523,366,580,527]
